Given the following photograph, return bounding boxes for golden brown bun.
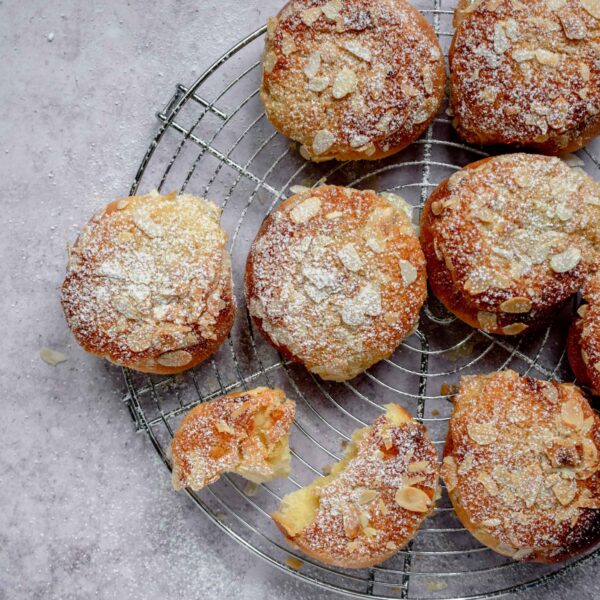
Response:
[245,185,427,381]
[61,191,236,374]
[449,0,600,155]
[170,387,296,491]
[272,404,439,568]
[568,274,600,394]
[419,154,600,335]
[442,370,600,563]
[260,0,446,162]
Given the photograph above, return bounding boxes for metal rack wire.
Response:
[123,2,600,597]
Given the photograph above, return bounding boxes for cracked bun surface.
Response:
[245,185,427,381]
[442,370,600,563]
[170,387,296,491]
[272,404,439,568]
[420,154,600,336]
[260,0,446,161]
[61,191,235,374]
[450,0,600,154]
[568,273,600,394]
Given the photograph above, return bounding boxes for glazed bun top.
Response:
[422,154,599,330]
[61,191,234,373]
[261,0,446,161]
[450,0,600,154]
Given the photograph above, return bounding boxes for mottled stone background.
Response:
[1,1,598,598]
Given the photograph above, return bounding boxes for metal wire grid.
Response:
[122,2,600,598]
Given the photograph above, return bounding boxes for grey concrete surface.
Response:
[1,1,598,599]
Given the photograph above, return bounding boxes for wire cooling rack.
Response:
[123,1,600,598]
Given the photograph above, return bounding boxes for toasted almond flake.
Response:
[312,130,336,155]
[263,51,277,73]
[504,18,519,40]
[386,541,397,550]
[376,111,395,132]
[502,323,528,335]
[493,22,510,54]
[542,384,559,404]
[299,145,311,160]
[322,0,342,20]
[286,557,304,569]
[535,49,560,67]
[467,422,498,445]
[290,185,310,194]
[350,134,371,148]
[431,200,443,216]
[325,210,343,220]
[582,0,600,19]
[481,518,501,528]
[580,63,591,82]
[338,243,363,272]
[398,259,418,287]
[216,420,235,434]
[550,247,581,273]
[548,0,566,8]
[307,76,330,92]
[401,81,419,97]
[359,143,376,156]
[561,153,584,168]
[346,540,360,552]
[409,461,430,473]
[301,6,322,26]
[561,398,584,429]
[477,311,498,331]
[342,504,361,539]
[512,49,534,62]
[585,196,600,206]
[442,456,458,492]
[357,488,379,505]
[560,13,588,40]
[157,350,192,367]
[513,548,533,560]
[553,478,577,506]
[303,52,321,79]
[500,297,532,314]
[281,32,297,56]
[290,197,321,224]
[332,67,358,99]
[477,472,499,496]
[40,347,67,366]
[395,487,431,513]
[363,526,378,537]
[343,41,372,62]
[556,204,574,221]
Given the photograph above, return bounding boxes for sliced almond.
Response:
[502,323,528,335]
[312,130,336,155]
[280,32,297,56]
[442,456,458,492]
[500,297,532,314]
[303,52,321,79]
[561,398,584,429]
[409,461,431,473]
[337,243,363,272]
[467,422,498,445]
[477,311,498,332]
[216,420,235,435]
[477,472,499,496]
[552,478,577,506]
[332,67,358,99]
[535,49,560,67]
[560,13,588,39]
[395,486,431,513]
[40,347,68,366]
[290,197,321,223]
[582,0,600,19]
[322,0,342,20]
[263,51,277,73]
[301,6,322,26]
[399,259,418,287]
[481,518,501,528]
[307,76,330,92]
[342,503,361,539]
[357,488,379,505]
[157,350,192,368]
[286,557,304,569]
[550,247,582,273]
[343,41,372,62]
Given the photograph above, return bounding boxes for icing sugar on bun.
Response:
[450,0,600,154]
[273,404,439,568]
[245,185,427,381]
[261,0,446,161]
[61,191,235,374]
[442,370,600,563]
[420,154,600,335]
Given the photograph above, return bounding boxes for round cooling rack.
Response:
[122,2,600,598]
